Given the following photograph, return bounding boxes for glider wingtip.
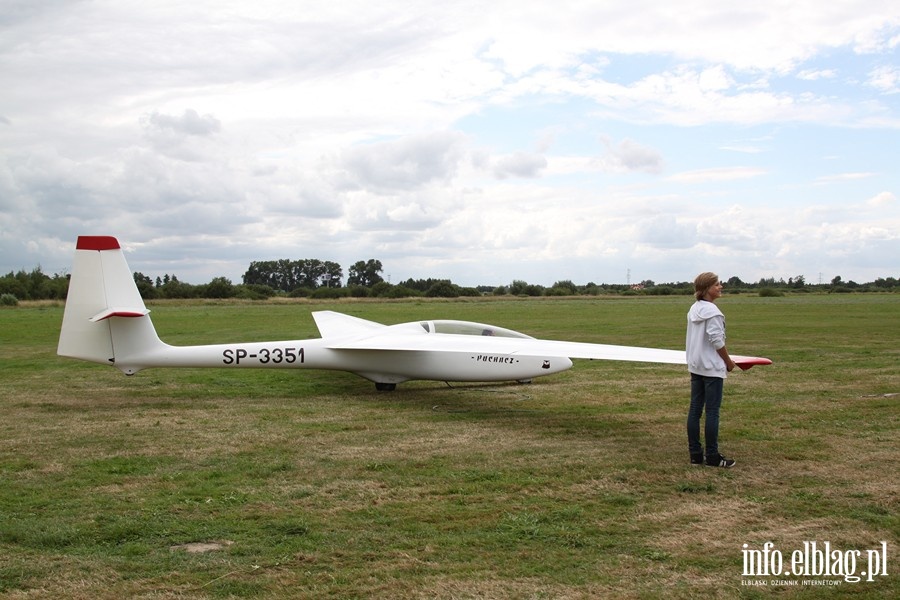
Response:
[736,357,773,370]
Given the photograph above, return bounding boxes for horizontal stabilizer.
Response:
[90,307,151,322]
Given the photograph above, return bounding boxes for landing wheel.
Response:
[375,382,397,392]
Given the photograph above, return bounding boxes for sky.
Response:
[1,0,899,287]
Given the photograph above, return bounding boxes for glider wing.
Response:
[328,333,688,365]
[327,329,772,369]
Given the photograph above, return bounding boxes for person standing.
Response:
[686,272,737,468]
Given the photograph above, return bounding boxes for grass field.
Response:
[1,294,898,599]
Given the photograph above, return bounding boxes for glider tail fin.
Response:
[57,236,164,373]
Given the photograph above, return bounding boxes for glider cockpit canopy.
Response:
[419,320,535,339]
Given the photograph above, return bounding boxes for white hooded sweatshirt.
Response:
[686,300,727,378]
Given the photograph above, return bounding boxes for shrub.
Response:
[425,281,459,298]
[370,282,394,297]
[311,287,348,299]
[0,293,18,306]
[288,287,312,298]
[236,284,277,300]
[545,287,570,296]
[758,288,784,297]
[385,286,420,299]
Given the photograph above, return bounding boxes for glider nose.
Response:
[544,356,573,374]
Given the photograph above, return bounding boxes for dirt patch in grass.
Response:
[170,540,234,553]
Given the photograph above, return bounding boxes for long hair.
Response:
[694,272,719,301]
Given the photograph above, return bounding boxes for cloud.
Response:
[797,69,838,81]
[493,152,548,179]
[668,167,767,184]
[1,1,899,286]
[868,65,900,94]
[603,138,663,173]
[144,110,221,137]
[139,109,223,162]
[867,191,897,207]
[719,144,765,154]
[814,172,876,185]
[635,215,697,249]
[337,131,468,192]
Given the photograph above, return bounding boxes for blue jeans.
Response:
[688,373,724,458]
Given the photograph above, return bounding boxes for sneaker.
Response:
[690,453,704,466]
[706,454,736,468]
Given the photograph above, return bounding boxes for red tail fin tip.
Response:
[76,236,120,251]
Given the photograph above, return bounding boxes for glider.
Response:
[58,236,772,391]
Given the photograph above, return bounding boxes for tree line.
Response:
[1,264,898,305]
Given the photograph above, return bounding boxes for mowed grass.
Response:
[0,295,897,599]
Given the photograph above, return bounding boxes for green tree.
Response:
[508,280,529,295]
[425,281,459,297]
[134,272,157,299]
[205,277,236,298]
[550,280,577,295]
[158,276,198,299]
[348,259,384,287]
[0,272,29,299]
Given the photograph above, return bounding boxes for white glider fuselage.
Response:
[57,236,770,391]
[105,319,573,385]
